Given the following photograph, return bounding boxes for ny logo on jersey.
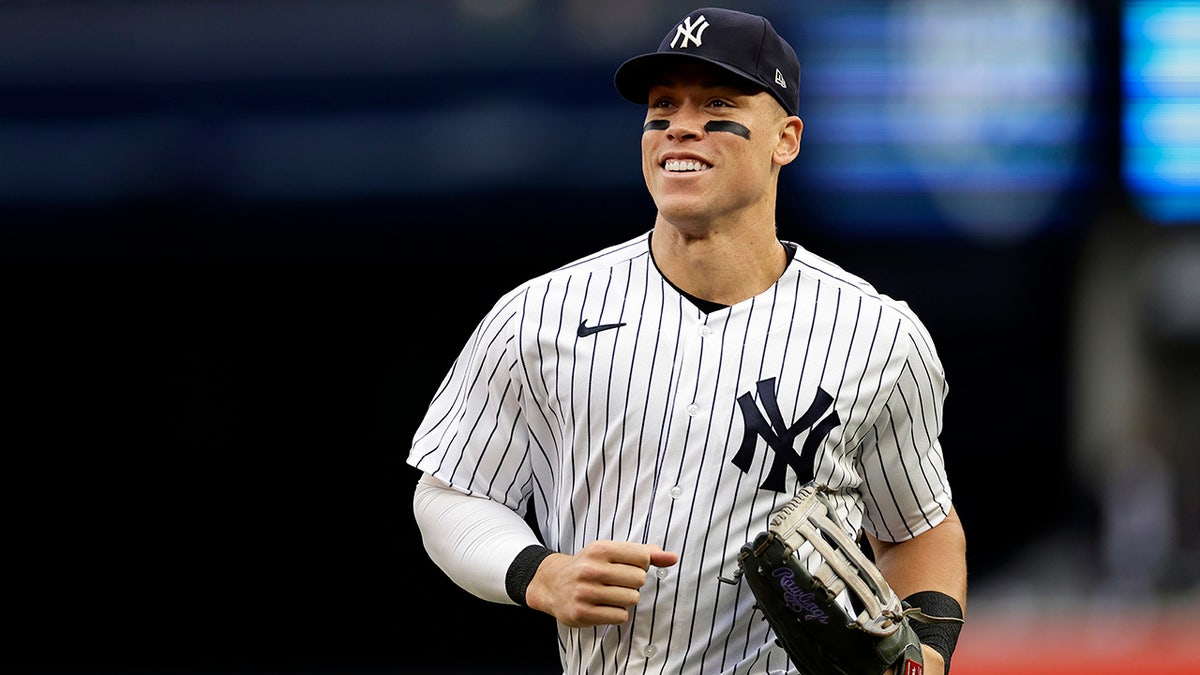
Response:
[731,378,840,492]
[670,14,709,49]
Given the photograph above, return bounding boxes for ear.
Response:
[773,117,803,167]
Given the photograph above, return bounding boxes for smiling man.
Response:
[408,7,967,675]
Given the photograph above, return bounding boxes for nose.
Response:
[665,107,706,141]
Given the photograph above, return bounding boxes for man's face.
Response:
[640,62,797,231]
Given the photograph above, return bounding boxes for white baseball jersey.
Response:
[408,231,952,675]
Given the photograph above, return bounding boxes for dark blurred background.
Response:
[5,1,1199,673]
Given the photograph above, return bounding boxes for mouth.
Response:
[662,158,712,173]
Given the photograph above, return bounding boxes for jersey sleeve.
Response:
[856,306,953,543]
[407,289,535,513]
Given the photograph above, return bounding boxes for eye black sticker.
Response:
[704,121,751,139]
[642,119,751,139]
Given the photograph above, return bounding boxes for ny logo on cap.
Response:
[670,14,709,49]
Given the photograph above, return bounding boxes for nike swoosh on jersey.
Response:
[577,320,626,337]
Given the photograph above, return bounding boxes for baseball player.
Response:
[408,7,967,675]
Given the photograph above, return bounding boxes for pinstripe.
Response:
[408,232,952,675]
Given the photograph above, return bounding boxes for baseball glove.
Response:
[722,483,959,675]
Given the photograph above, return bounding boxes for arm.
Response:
[867,505,967,675]
[866,505,966,604]
[411,472,542,604]
[413,472,680,624]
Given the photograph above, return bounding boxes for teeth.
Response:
[664,159,710,172]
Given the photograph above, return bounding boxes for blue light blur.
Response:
[0,1,1105,243]
[1123,0,1200,225]
[786,0,1096,244]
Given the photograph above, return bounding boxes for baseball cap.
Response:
[614,7,800,117]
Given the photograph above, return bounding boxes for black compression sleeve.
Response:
[903,591,964,674]
[505,544,553,606]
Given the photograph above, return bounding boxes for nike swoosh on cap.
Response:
[577,320,626,337]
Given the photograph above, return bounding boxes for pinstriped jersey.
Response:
[408,231,952,675]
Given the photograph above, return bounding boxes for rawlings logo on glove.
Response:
[773,567,831,623]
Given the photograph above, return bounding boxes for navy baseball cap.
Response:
[614,7,800,116]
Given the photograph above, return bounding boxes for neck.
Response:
[650,216,787,306]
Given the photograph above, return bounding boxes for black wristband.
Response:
[903,591,964,674]
[505,544,553,606]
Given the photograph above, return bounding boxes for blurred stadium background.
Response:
[4,0,1198,673]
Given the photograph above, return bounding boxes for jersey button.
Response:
[656,567,669,580]
[643,645,657,658]
[699,325,711,337]
[669,486,683,499]
[686,404,699,416]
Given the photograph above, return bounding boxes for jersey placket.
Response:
[632,309,723,671]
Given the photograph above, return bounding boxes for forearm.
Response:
[869,505,968,674]
[411,473,543,604]
[868,506,967,607]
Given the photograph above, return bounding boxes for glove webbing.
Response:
[769,486,905,638]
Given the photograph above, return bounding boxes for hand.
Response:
[525,540,679,627]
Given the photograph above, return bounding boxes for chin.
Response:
[654,195,712,221]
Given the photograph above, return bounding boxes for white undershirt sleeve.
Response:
[411,473,543,605]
